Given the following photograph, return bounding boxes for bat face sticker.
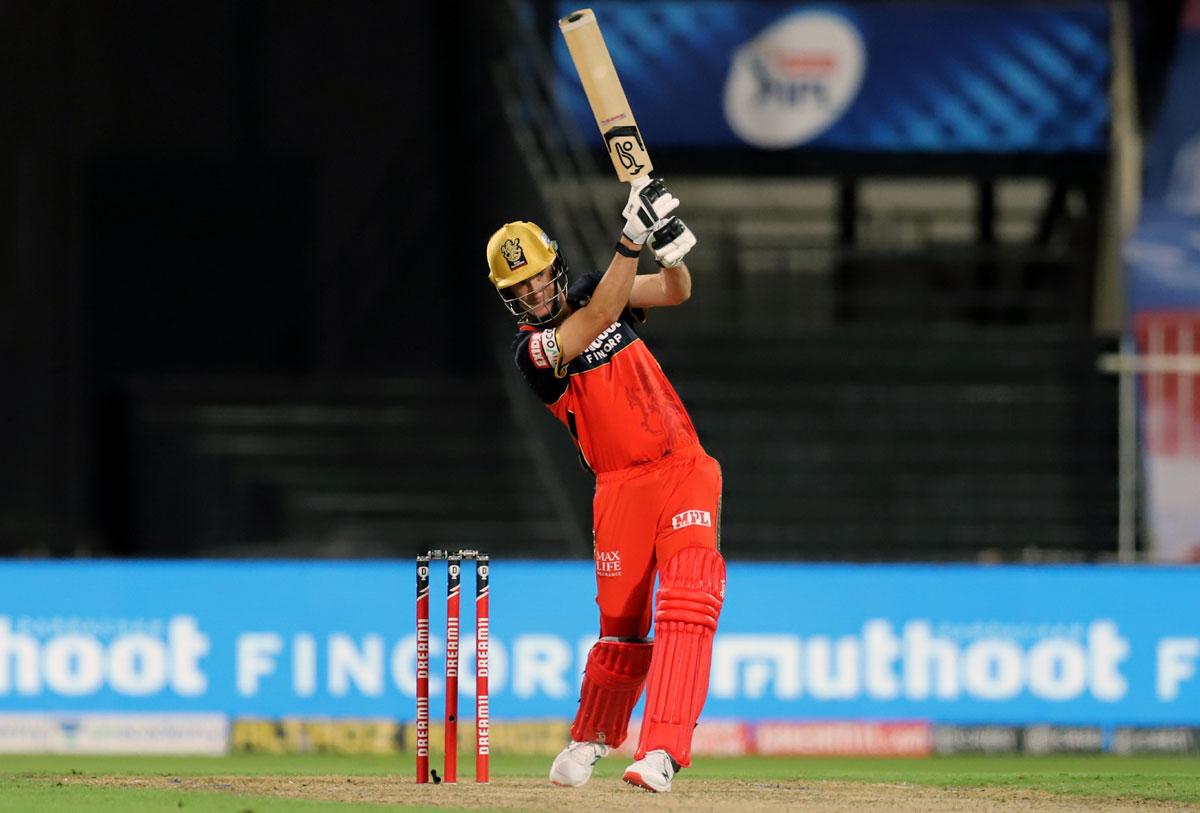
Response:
[605,126,647,175]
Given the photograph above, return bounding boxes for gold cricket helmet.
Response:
[486,221,558,289]
[486,221,568,325]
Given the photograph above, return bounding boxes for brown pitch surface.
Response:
[74,774,1198,811]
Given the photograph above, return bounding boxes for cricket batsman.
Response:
[485,178,725,793]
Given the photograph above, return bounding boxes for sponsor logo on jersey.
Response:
[539,328,562,369]
[579,322,626,367]
[723,11,865,149]
[585,323,620,353]
[596,549,622,578]
[528,331,549,369]
[501,237,527,270]
[671,509,712,530]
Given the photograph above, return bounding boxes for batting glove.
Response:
[650,217,697,267]
[622,177,680,245]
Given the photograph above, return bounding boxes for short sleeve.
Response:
[513,328,570,404]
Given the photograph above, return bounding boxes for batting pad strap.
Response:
[635,546,726,767]
[570,640,653,748]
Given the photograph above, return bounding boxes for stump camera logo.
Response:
[724,11,866,149]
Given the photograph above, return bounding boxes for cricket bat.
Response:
[558,8,653,183]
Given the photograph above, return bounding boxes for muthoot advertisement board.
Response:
[0,562,1197,725]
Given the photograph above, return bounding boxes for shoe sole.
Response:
[622,770,668,793]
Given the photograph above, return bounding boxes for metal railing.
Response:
[1099,344,1200,562]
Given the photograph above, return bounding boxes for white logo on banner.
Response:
[10,614,1200,711]
[723,11,866,149]
[710,620,1134,702]
[0,616,209,697]
[0,713,228,755]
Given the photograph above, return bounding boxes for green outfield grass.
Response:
[1,753,1198,811]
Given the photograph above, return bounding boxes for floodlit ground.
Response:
[2,753,1199,811]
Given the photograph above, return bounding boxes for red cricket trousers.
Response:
[591,444,722,640]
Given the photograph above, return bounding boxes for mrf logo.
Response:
[671,510,712,530]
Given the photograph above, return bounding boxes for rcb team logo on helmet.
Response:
[486,221,558,290]
[501,238,527,270]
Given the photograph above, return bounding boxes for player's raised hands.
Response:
[650,217,696,267]
[622,177,680,245]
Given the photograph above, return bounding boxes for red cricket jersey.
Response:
[512,272,699,474]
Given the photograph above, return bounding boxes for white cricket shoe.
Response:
[622,749,676,793]
[549,740,609,787]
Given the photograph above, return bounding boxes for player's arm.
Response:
[629,262,691,308]
[628,218,698,309]
[555,238,641,363]
[555,179,680,364]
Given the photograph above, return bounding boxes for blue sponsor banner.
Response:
[1,561,1199,725]
[553,2,1110,153]
[1140,9,1200,207]
[1125,203,1200,311]
[1123,12,1200,561]
[1126,16,1200,312]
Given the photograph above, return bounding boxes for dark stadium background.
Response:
[0,0,1187,562]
